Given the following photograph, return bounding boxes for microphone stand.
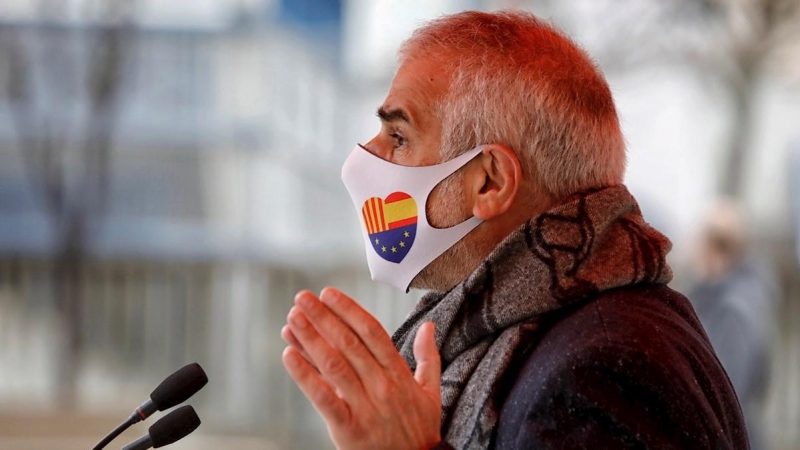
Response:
[92,415,136,450]
[92,400,157,450]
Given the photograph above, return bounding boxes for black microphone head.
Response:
[149,405,201,448]
[150,363,208,411]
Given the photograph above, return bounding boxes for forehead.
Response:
[381,57,449,129]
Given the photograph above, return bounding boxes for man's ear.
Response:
[465,145,522,221]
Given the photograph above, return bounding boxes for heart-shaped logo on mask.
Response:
[361,192,418,263]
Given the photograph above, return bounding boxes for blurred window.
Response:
[276,0,342,54]
[277,0,342,27]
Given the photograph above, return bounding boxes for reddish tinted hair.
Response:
[399,11,626,199]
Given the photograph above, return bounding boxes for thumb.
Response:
[413,322,441,397]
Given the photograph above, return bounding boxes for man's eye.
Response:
[389,133,406,148]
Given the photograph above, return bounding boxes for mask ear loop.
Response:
[419,145,489,231]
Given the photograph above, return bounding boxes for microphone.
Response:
[91,363,208,450]
[142,362,209,417]
[121,405,202,450]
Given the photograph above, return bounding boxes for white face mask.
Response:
[341,144,484,291]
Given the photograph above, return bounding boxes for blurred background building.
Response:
[0,0,798,449]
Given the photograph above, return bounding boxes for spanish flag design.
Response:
[361,192,417,264]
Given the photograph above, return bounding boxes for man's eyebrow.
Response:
[376,106,412,124]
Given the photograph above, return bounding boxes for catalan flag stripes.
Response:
[362,197,388,234]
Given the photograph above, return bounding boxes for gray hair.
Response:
[399,11,626,200]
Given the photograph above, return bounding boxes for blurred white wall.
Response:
[342,0,478,82]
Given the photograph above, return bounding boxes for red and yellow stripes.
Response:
[362,197,388,234]
[362,192,418,235]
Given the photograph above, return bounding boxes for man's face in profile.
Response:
[360,55,478,290]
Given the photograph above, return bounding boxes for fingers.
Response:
[281,325,315,368]
[318,287,407,370]
[294,292,385,382]
[287,306,366,399]
[412,322,441,397]
[283,288,444,449]
[281,324,302,349]
[282,347,351,426]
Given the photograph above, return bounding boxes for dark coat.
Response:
[491,284,749,449]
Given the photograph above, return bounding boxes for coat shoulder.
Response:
[494,284,749,450]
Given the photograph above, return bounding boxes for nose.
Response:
[361,137,391,161]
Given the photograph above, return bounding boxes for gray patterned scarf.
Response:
[392,185,673,449]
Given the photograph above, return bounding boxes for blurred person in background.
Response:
[281,10,748,450]
[688,199,777,450]
[792,143,800,265]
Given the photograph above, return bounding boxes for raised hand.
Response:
[282,287,442,450]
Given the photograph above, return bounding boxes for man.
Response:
[281,10,748,450]
[688,200,776,450]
